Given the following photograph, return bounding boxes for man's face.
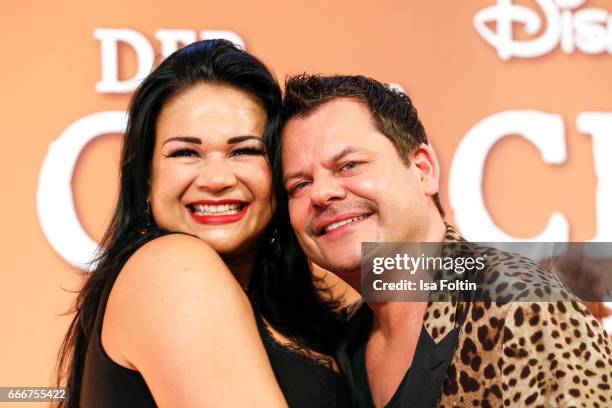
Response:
[282,98,439,276]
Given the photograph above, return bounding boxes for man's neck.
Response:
[363,215,447,322]
[364,301,428,408]
[368,301,428,340]
[359,215,446,407]
[422,214,447,243]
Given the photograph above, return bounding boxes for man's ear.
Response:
[411,143,440,196]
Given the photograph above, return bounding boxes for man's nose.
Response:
[309,175,346,207]
[195,156,238,192]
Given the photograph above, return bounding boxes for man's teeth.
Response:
[324,215,368,233]
[191,203,243,215]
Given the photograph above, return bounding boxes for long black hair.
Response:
[56,39,344,408]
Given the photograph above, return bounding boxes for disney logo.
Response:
[474,0,612,60]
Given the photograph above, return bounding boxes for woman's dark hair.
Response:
[56,39,344,407]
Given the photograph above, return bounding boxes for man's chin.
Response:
[318,254,362,275]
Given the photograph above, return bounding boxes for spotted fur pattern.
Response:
[426,226,612,407]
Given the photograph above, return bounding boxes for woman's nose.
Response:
[194,156,238,193]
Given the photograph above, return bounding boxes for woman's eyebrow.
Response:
[162,135,263,146]
[227,135,263,144]
[162,136,201,146]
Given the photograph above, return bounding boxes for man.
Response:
[271,74,611,407]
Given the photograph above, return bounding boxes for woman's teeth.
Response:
[191,203,243,215]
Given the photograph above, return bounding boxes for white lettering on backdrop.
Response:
[474,0,612,60]
[449,110,612,244]
[95,28,245,93]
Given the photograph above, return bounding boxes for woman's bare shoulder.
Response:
[103,233,251,366]
[101,233,286,406]
[115,233,241,295]
[128,233,224,272]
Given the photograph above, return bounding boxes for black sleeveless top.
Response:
[80,276,352,407]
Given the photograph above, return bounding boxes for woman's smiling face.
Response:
[150,83,274,258]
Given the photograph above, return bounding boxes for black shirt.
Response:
[79,277,352,408]
[336,305,459,408]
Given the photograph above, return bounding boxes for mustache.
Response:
[306,200,377,236]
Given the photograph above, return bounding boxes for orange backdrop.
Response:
[1,0,611,400]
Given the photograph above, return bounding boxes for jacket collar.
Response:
[422,223,471,344]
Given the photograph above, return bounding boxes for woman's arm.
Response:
[101,234,287,407]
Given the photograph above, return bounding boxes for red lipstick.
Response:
[187,200,249,225]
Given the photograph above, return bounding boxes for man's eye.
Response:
[340,161,360,171]
[289,181,310,195]
[231,147,265,157]
[167,148,199,158]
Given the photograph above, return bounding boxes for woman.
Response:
[56,39,352,407]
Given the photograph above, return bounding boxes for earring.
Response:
[146,197,152,224]
[141,197,152,235]
[270,227,278,244]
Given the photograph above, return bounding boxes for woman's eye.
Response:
[231,147,265,157]
[167,148,199,158]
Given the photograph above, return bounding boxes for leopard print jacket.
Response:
[427,225,611,407]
